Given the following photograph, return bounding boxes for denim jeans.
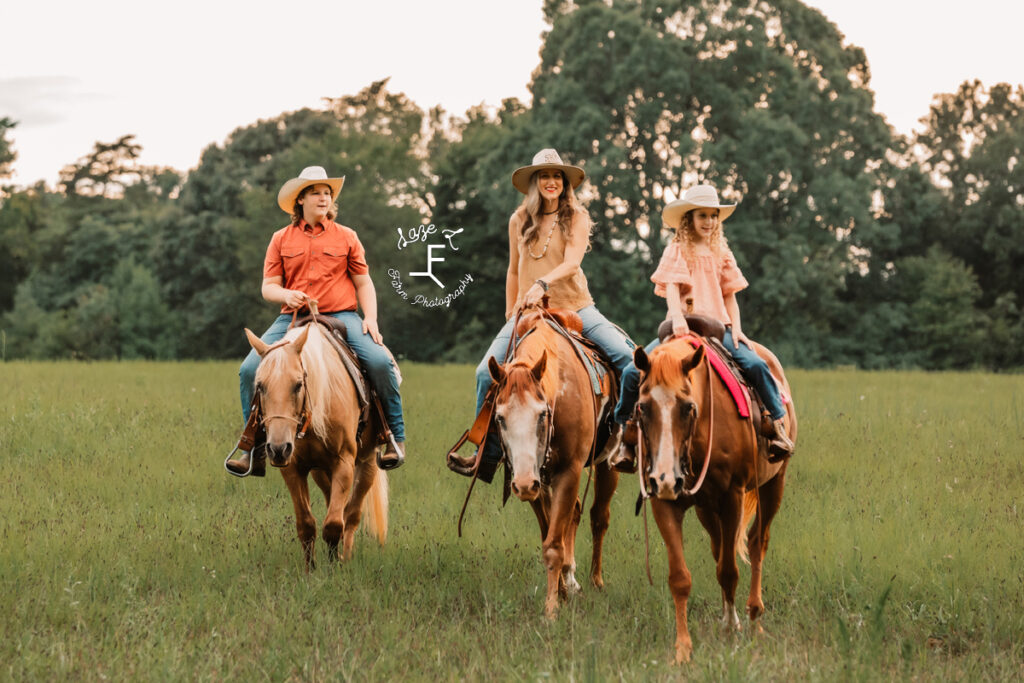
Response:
[613,329,787,424]
[474,305,635,414]
[239,312,405,441]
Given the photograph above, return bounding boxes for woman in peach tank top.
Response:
[447,149,636,478]
[610,184,794,471]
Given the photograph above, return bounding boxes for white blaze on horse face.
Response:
[649,385,683,499]
[502,393,547,487]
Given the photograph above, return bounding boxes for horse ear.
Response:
[245,328,269,357]
[681,344,705,375]
[291,324,311,354]
[531,350,547,381]
[633,346,650,373]
[488,356,506,383]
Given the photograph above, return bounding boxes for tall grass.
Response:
[1,362,1021,680]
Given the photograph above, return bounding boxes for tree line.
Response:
[2,0,1022,370]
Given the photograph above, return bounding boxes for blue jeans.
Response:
[239,312,405,441]
[474,305,635,414]
[613,328,786,424]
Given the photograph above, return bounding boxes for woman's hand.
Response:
[283,289,308,310]
[671,312,690,338]
[522,282,546,308]
[362,318,383,345]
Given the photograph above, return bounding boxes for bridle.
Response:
[497,370,556,486]
[635,339,715,500]
[257,338,313,441]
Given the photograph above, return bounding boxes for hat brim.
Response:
[511,163,585,194]
[277,176,345,214]
[662,199,736,229]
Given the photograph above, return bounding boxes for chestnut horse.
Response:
[487,308,620,618]
[245,322,388,569]
[633,336,795,663]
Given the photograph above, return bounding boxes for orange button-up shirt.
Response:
[263,219,369,314]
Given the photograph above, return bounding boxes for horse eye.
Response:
[495,415,506,428]
[292,382,302,394]
[256,382,265,394]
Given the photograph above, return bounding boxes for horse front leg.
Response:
[281,467,317,571]
[542,467,582,619]
[747,473,786,627]
[322,453,355,562]
[651,499,692,664]
[589,462,619,589]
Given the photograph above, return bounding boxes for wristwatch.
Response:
[535,279,549,292]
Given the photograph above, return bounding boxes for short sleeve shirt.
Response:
[263,219,369,314]
[650,241,748,324]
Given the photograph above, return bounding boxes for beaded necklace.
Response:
[528,214,558,259]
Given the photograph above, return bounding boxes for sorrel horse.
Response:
[487,307,620,618]
[245,322,388,569]
[633,336,795,663]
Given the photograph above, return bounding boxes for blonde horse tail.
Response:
[736,490,758,565]
[363,468,389,545]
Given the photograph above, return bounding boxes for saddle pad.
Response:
[682,336,751,418]
[545,319,609,395]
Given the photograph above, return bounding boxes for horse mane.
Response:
[256,324,350,441]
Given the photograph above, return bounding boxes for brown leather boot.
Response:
[609,420,638,473]
[225,448,266,477]
[767,417,794,462]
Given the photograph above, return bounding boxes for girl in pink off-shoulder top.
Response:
[610,184,793,471]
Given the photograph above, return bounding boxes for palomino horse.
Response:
[245,322,388,568]
[487,307,620,618]
[633,336,795,663]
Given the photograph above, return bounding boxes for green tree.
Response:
[435,0,895,366]
[0,116,16,189]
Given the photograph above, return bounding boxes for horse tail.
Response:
[736,490,758,565]
[363,468,389,545]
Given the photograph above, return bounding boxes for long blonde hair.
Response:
[517,170,589,246]
[672,209,730,262]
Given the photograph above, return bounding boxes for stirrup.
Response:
[376,432,405,470]
[224,445,254,478]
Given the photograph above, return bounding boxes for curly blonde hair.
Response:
[672,209,730,262]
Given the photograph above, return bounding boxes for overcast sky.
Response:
[1,0,1019,187]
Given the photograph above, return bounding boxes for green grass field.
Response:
[1,362,1022,681]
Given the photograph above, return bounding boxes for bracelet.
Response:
[535,279,549,292]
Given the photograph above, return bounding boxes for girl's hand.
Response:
[732,328,751,350]
[522,282,545,308]
[284,290,309,310]
[671,313,690,338]
[362,318,383,345]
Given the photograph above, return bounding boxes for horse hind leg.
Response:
[747,474,786,627]
[341,450,384,561]
[714,492,745,633]
[589,462,619,589]
[561,496,583,597]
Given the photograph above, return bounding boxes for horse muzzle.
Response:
[648,471,687,500]
[266,441,294,468]
[511,475,541,502]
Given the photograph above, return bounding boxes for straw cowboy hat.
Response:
[277,166,345,214]
[511,148,585,194]
[662,184,737,228]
